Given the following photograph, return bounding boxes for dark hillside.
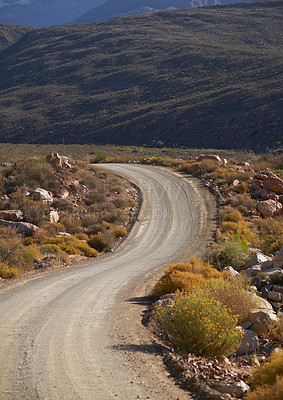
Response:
[0,0,282,150]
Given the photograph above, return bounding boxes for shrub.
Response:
[0,262,22,279]
[222,219,258,244]
[252,217,283,254]
[155,293,242,357]
[246,349,283,400]
[62,216,82,234]
[52,198,75,211]
[152,258,222,297]
[193,276,259,323]
[88,231,115,252]
[112,226,127,238]
[228,182,249,194]
[222,210,243,223]
[40,244,62,254]
[265,319,283,347]
[206,236,251,271]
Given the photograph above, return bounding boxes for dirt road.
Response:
[0,165,216,400]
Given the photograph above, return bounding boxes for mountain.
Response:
[74,0,252,24]
[0,0,282,151]
[0,0,106,27]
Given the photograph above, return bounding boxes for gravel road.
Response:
[0,165,216,400]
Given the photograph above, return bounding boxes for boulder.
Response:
[249,252,272,267]
[56,232,71,237]
[0,219,37,236]
[264,268,283,276]
[256,199,282,217]
[251,294,274,312]
[56,188,69,199]
[263,176,283,194]
[223,266,239,277]
[49,210,60,223]
[0,210,23,222]
[213,380,250,398]
[255,188,268,199]
[249,310,277,335]
[254,173,268,180]
[268,291,283,302]
[236,328,259,355]
[196,154,222,164]
[241,265,262,277]
[269,246,283,269]
[29,188,53,204]
[154,298,174,309]
[46,153,72,169]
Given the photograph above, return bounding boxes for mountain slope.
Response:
[0,0,106,27]
[74,0,252,24]
[0,0,282,150]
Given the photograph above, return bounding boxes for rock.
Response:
[249,252,272,267]
[268,291,283,302]
[269,246,283,269]
[240,321,252,330]
[232,179,240,186]
[254,173,268,180]
[256,199,282,217]
[49,210,60,223]
[0,219,37,236]
[56,188,69,199]
[263,176,283,194]
[236,328,260,355]
[251,294,274,312]
[241,265,262,277]
[154,298,174,309]
[29,188,53,204]
[249,310,277,335]
[261,260,272,271]
[237,162,251,168]
[264,268,283,276]
[46,153,72,169]
[256,188,268,199]
[56,232,71,237]
[196,154,222,164]
[0,210,23,222]
[223,266,239,277]
[213,381,250,398]
[279,195,283,204]
[273,285,283,292]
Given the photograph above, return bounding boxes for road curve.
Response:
[0,164,215,400]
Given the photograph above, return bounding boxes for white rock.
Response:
[214,380,250,398]
[269,246,283,269]
[223,266,239,277]
[49,210,60,223]
[56,232,71,237]
[250,252,272,267]
[30,188,53,204]
[241,266,262,277]
[264,268,283,276]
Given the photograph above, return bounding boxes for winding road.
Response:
[0,165,216,400]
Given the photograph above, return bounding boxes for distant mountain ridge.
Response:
[0,0,106,27]
[0,0,282,151]
[74,0,252,24]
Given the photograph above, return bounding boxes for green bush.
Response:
[156,293,242,357]
[207,236,251,271]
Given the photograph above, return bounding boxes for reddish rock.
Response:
[47,153,73,169]
[0,210,23,221]
[254,174,268,180]
[263,176,283,194]
[256,199,282,217]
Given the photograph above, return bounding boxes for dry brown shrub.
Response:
[0,263,22,279]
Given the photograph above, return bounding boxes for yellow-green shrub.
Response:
[40,244,62,253]
[222,220,258,244]
[246,349,283,400]
[24,244,43,259]
[228,182,249,193]
[206,236,251,271]
[252,217,283,254]
[222,211,243,223]
[112,226,127,238]
[152,258,222,297]
[193,276,259,323]
[155,293,242,357]
[0,262,22,279]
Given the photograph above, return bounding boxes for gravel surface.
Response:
[0,165,216,400]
